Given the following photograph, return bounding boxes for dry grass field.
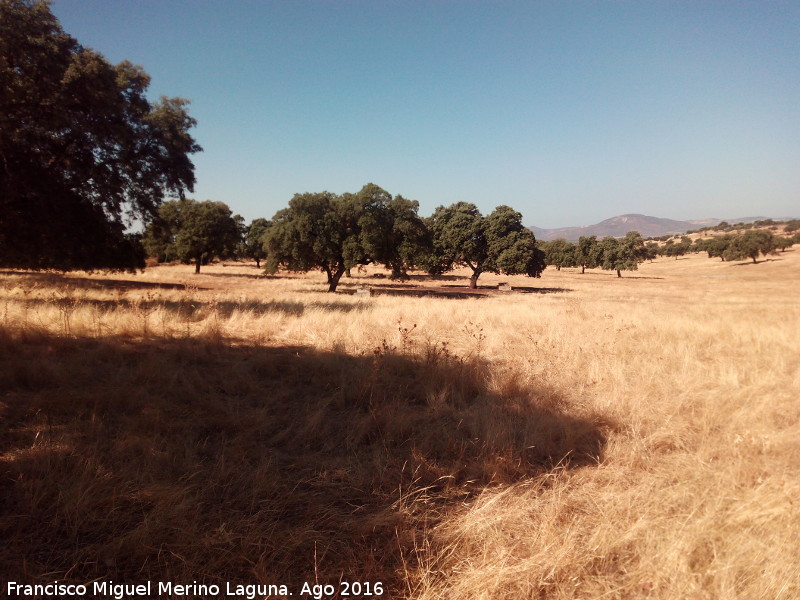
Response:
[1,249,798,599]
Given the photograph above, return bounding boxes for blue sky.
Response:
[51,1,799,228]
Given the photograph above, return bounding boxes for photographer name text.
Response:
[7,580,384,599]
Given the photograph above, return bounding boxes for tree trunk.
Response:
[322,265,333,284]
[390,264,408,280]
[195,256,201,274]
[616,269,622,278]
[255,258,260,268]
[581,265,586,274]
[328,267,346,292]
[345,268,351,278]
[468,270,481,289]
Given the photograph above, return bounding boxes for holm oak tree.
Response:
[426,203,545,289]
[0,0,201,270]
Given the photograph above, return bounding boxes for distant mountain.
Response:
[529,214,696,241]
[529,214,773,241]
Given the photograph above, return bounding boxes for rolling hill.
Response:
[529,214,771,241]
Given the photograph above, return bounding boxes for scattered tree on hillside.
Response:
[690,238,707,254]
[660,236,692,260]
[644,241,659,262]
[0,0,201,271]
[541,238,577,271]
[576,236,602,274]
[722,230,776,264]
[241,218,271,267]
[426,203,545,288]
[783,219,800,233]
[774,236,794,252]
[143,199,242,273]
[599,231,647,277]
[696,235,734,260]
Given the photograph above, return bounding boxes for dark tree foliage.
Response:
[598,231,647,278]
[696,235,734,260]
[774,236,794,252]
[0,0,201,271]
[576,236,602,274]
[541,238,577,271]
[264,185,432,291]
[263,191,362,292]
[644,241,659,262]
[357,184,430,280]
[722,230,776,264]
[241,218,271,268]
[426,203,545,289]
[659,236,692,260]
[143,199,242,273]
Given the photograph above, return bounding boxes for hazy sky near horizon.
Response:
[51,1,799,228]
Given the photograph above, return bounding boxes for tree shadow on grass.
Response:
[363,287,490,300]
[363,285,573,299]
[403,273,463,282]
[730,257,784,266]
[338,282,573,299]
[200,272,305,281]
[492,286,573,294]
[4,297,368,320]
[0,271,198,292]
[0,329,613,596]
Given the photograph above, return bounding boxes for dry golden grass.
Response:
[1,249,798,599]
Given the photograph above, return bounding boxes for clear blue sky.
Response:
[51,0,799,228]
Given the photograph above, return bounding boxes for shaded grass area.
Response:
[340,285,573,299]
[8,295,368,320]
[0,270,197,292]
[0,327,609,596]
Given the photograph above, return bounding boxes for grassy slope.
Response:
[1,249,798,599]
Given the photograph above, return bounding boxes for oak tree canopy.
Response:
[0,0,201,270]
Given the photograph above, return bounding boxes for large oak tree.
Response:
[263,185,433,291]
[263,191,364,292]
[576,235,602,274]
[356,183,430,280]
[598,231,647,277]
[0,0,201,271]
[426,203,546,289]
